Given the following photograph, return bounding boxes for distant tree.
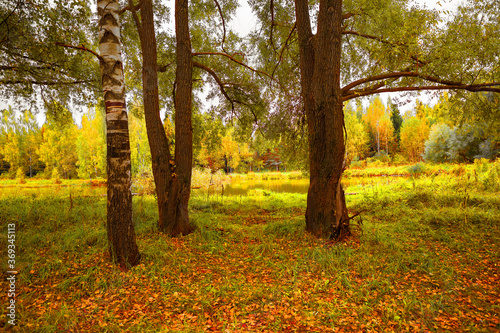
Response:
[76,107,106,179]
[128,111,152,176]
[0,107,42,177]
[345,104,369,163]
[423,123,453,163]
[400,117,431,162]
[38,102,78,178]
[388,97,403,146]
[448,124,496,162]
[362,96,395,155]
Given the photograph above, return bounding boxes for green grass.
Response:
[0,164,499,332]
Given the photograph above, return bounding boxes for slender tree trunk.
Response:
[140,0,194,235]
[295,0,350,239]
[97,0,140,269]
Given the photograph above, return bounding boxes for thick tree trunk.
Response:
[295,0,350,239]
[139,0,194,236]
[97,0,140,269]
[170,0,195,234]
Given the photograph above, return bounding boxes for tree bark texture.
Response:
[295,0,350,239]
[137,0,194,235]
[171,0,195,234]
[97,0,140,269]
[139,0,192,236]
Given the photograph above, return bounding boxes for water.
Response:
[0,175,408,198]
[0,184,106,198]
[193,175,407,197]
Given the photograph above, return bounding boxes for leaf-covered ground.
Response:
[1,167,499,332]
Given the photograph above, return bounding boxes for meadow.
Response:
[0,161,499,332]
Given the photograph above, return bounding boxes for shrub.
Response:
[407,163,426,177]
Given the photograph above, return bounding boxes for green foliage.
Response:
[38,103,78,178]
[423,123,453,163]
[388,97,403,145]
[0,106,43,177]
[345,103,369,163]
[448,124,497,162]
[407,162,426,177]
[0,0,100,106]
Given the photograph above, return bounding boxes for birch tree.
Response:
[97,0,140,269]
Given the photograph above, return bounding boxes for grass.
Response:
[0,163,499,332]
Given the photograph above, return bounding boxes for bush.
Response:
[423,123,453,163]
[51,168,62,184]
[391,154,408,166]
[407,163,426,177]
[16,168,26,184]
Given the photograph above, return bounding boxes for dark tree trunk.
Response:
[139,0,194,236]
[170,0,195,234]
[97,0,140,269]
[295,0,350,239]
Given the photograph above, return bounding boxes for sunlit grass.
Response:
[0,162,499,332]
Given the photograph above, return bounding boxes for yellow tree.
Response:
[400,117,431,162]
[38,123,78,179]
[76,107,106,179]
[38,102,78,178]
[362,96,395,154]
[344,105,369,163]
[129,112,152,175]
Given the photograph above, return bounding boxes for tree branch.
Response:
[193,61,259,123]
[342,71,487,94]
[269,0,277,54]
[192,52,286,92]
[54,42,102,61]
[119,1,142,14]
[128,0,143,42]
[342,12,355,20]
[1,79,93,86]
[157,62,174,72]
[343,83,500,101]
[212,0,227,53]
[1,65,54,71]
[193,61,232,108]
[271,22,296,78]
[342,30,428,66]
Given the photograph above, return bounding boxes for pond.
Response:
[0,174,409,198]
[0,184,107,198]
[192,175,408,197]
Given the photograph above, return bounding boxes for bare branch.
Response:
[119,1,142,14]
[212,0,228,53]
[193,61,232,108]
[343,83,500,101]
[1,79,93,86]
[271,22,296,78]
[193,52,274,82]
[342,12,355,20]
[54,42,102,61]
[193,61,259,123]
[157,62,174,72]
[128,0,143,42]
